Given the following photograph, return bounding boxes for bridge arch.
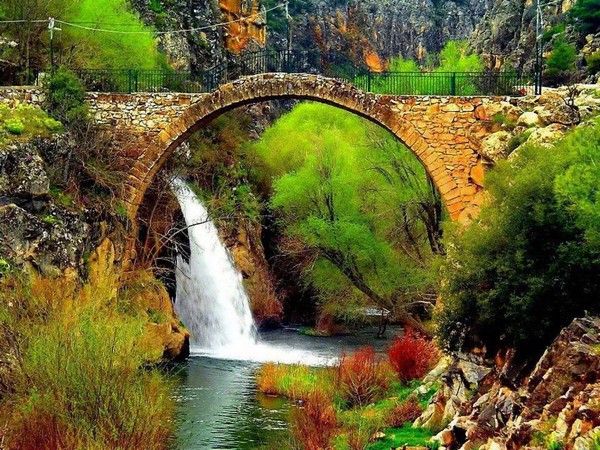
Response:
[121,73,488,225]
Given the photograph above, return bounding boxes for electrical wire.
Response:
[0,2,285,33]
[0,2,286,34]
[0,19,48,24]
[57,3,285,35]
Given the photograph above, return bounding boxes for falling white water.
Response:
[172,178,257,352]
[172,178,337,365]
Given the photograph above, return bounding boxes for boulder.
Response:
[533,91,580,126]
[0,203,88,274]
[516,111,540,127]
[0,142,49,199]
[425,317,600,450]
[525,123,568,148]
[480,131,512,162]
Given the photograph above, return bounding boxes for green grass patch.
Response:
[0,104,63,145]
[365,424,434,450]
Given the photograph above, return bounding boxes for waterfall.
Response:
[171,177,336,365]
[172,178,257,352]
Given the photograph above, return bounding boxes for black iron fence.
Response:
[73,49,536,97]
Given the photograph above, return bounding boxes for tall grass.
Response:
[0,265,175,449]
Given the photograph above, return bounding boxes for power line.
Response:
[0,19,48,24]
[0,3,286,35]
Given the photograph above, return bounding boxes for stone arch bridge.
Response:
[83,73,512,225]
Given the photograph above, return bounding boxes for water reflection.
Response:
[174,327,400,449]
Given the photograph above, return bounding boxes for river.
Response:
[173,327,400,449]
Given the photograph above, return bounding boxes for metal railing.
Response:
[73,49,537,97]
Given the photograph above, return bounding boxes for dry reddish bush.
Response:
[388,328,439,382]
[387,397,423,427]
[256,362,280,395]
[336,347,394,407]
[291,389,337,450]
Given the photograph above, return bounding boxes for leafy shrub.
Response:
[0,268,175,449]
[4,118,24,135]
[388,397,423,427]
[45,67,89,128]
[290,389,337,450]
[43,117,63,132]
[586,51,600,74]
[541,23,566,44]
[492,112,517,130]
[507,130,533,153]
[388,329,439,383]
[0,258,10,276]
[437,119,600,355]
[545,37,577,85]
[336,347,394,407]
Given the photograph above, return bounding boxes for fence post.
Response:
[134,70,139,92]
[127,69,133,93]
[450,72,456,96]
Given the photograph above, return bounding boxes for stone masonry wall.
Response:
[1,76,516,227]
[0,86,44,107]
[114,74,506,226]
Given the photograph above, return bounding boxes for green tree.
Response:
[253,103,442,331]
[437,118,600,357]
[570,0,600,33]
[545,37,577,85]
[61,0,165,69]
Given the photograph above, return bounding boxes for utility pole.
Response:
[285,0,292,53]
[48,17,61,73]
[535,0,547,95]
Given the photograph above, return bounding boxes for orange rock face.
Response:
[219,0,266,53]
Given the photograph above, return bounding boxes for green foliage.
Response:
[0,258,10,276]
[62,0,165,69]
[178,112,263,228]
[369,41,484,95]
[586,51,600,74]
[50,186,75,208]
[364,424,434,450]
[492,113,517,130]
[252,103,441,321]
[1,0,164,79]
[569,0,600,33]
[542,23,566,44]
[545,37,577,84]
[506,129,533,153]
[45,67,89,128]
[0,103,62,145]
[0,271,175,449]
[438,118,600,355]
[41,214,60,225]
[3,118,24,135]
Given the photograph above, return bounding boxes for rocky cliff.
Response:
[132,0,492,70]
[416,316,600,450]
[280,0,492,65]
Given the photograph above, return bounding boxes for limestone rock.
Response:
[426,317,600,450]
[517,111,541,127]
[0,203,87,274]
[534,91,580,126]
[526,123,568,148]
[480,131,512,162]
[223,221,283,328]
[126,271,191,362]
[0,142,49,199]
